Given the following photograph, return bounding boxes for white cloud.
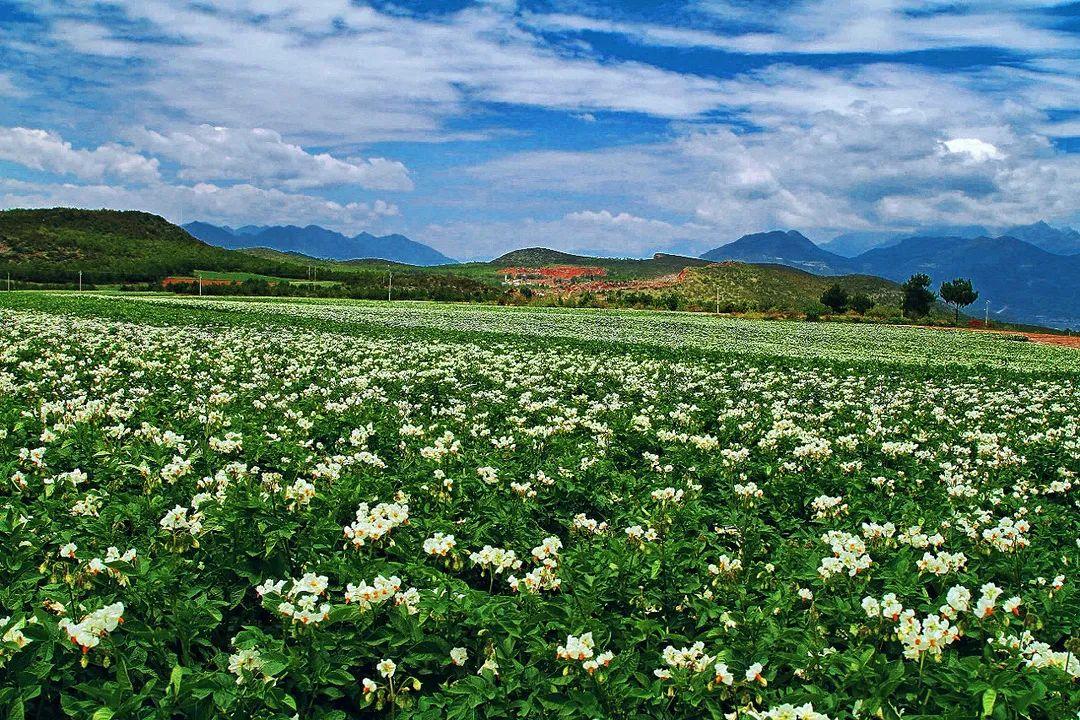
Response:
[47,18,134,57]
[4,1,1078,253]
[940,138,1005,163]
[0,73,24,97]
[565,209,676,231]
[0,127,160,184]
[531,1,1078,56]
[1039,119,1080,138]
[423,210,713,260]
[32,1,729,142]
[128,125,413,190]
[464,63,1080,244]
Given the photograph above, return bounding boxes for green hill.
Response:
[489,248,713,281]
[661,263,906,314]
[0,212,963,323]
[482,248,909,315]
[491,247,592,266]
[0,208,307,283]
[0,209,496,301]
[241,246,419,272]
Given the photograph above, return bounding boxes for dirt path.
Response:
[916,324,1080,349]
[1020,332,1080,349]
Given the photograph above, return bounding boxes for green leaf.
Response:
[169,665,184,696]
[91,709,115,720]
[323,669,354,686]
[261,658,288,677]
[115,657,132,694]
[981,688,996,717]
[1014,681,1046,712]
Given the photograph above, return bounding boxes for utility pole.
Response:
[388,269,393,302]
[78,271,82,292]
[198,272,203,297]
[984,299,989,328]
[715,287,720,315]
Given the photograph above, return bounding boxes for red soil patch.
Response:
[504,264,711,294]
[916,323,1080,350]
[501,265,607,282]
[1021,333,1080,349]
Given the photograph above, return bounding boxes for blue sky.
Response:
[1,0,1078,259]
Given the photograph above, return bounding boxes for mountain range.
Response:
[819,221,1080,257]
[183,221,455,266]
[701,225,1080,329]
[4,207,1078,329]
[1001,221,1080,255]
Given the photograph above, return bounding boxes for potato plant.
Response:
[0,294,1077,720]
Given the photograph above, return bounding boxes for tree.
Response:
[939,278,979,325]
[849,294,875,315]
[820,283,849,313]
[902,273,935,318]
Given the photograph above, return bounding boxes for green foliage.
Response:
[670,264,903,317]
[819,283,849,313]
[0,208,307,283]
[849,294,875,315]
[0,209,504,302]
[901,273,936,318]
[802,300,828,321]
[0,294,1076,720]
[939,278,979,325]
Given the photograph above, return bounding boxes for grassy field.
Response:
[192,270,340,287]
[0,293,1076,720]
[240,248,421,274]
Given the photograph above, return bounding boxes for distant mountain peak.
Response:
[1002,220,1080,255]
[700,229,850,274]
[184,221,456,265]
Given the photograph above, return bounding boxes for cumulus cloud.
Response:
[3,0,1078,253]
[0,127,160,184]
[939,138,1005,163]
[466,69,1080,243]
[128,125,413,191]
